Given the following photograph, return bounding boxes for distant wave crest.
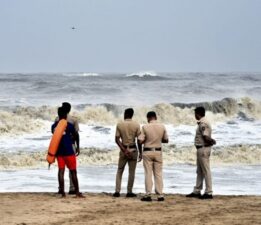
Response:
[126,71,158,77]
[125,71,168,80]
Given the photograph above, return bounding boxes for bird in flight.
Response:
[71,27,76,30]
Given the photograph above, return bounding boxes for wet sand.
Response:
[1,193,261,225]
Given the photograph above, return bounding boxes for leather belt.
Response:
[144,147,162,151]
[123,145,137,149]
[195,145,212,149]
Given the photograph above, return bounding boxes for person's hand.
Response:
[122,148,131,158]
[76,147,80,156]
[138,154,142,162]
[212,139,216,145]
[125,150,132,158]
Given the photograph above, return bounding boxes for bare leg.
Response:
[58,169,66,197]
[70,170,84,198]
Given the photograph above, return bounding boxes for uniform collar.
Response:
[197,116,207,124]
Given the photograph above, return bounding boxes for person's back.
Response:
[55,115,79,132]
[116,119,140,147]
[141,121,167,148]
[52,121,75,156]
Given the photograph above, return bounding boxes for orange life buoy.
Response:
[46,119,67,164]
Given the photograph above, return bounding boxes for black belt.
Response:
[195,145,212,149]
[144,147,162,151]
[123,144,137,149]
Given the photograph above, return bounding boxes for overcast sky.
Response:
[0,0,260,73]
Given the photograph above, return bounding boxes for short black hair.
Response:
[194,106,205,117]
[147,111,157,118]
[124,108,134,118]
[62,102,71,113]
[58,107,67,119]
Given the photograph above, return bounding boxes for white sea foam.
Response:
[0,144,260,170]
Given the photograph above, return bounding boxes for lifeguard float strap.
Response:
[48,152,55,157]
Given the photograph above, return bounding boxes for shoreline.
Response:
[1,164,261,195]
[1,193,261,225]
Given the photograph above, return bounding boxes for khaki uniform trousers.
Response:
[115,151,138,193]
[143,151,163,196]
[193,146,213,194]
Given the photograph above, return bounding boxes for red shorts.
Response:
[57,155,77,170]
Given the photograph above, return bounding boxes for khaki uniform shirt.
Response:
[115,119,141,146]
[194,117,212,146]
[138,120,168,148]
[55,115,79,132]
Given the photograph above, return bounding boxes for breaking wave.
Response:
[0,144,260,169]
[125,71,169,80]
[0,97,260,135]
[126,71,158,77]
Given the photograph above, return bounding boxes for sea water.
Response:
[0,72,260,194]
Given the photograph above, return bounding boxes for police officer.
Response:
[138,111,168,202]
[186,106,216,199]
[55,102,80,195]
[113,108,142,198]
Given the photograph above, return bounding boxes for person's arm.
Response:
[74,119,80,132]
[115,125,130,157]
[51,124,56,134]
[74,131,80,156]
[203,135,216,145]
[74,119,80,156]
[136,125,143,162]
[115,136,131,158]
[137,142,142,162]
[138,126,146,144]
[201,124,216,146]
[162,126,169,143]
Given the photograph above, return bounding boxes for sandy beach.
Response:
[1,193,260,225]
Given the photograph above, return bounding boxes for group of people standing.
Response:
[52,102,216,201]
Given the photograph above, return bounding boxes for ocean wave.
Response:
[172,97,261,118]
[0,144,260,169]
[126,71,158,77]
[22,97,261,121]
[125,71,169,80]
[0,97,260,135]
[0,110,46,134]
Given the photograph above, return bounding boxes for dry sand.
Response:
[1,193,261,225]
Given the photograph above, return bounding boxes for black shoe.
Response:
[186,192,201,198]
[126,193,137,198]
[113,192,120,197]
[141,196,152,202]
[68,190,76,195]
[200,194,213,199]
[158,197,165,202]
